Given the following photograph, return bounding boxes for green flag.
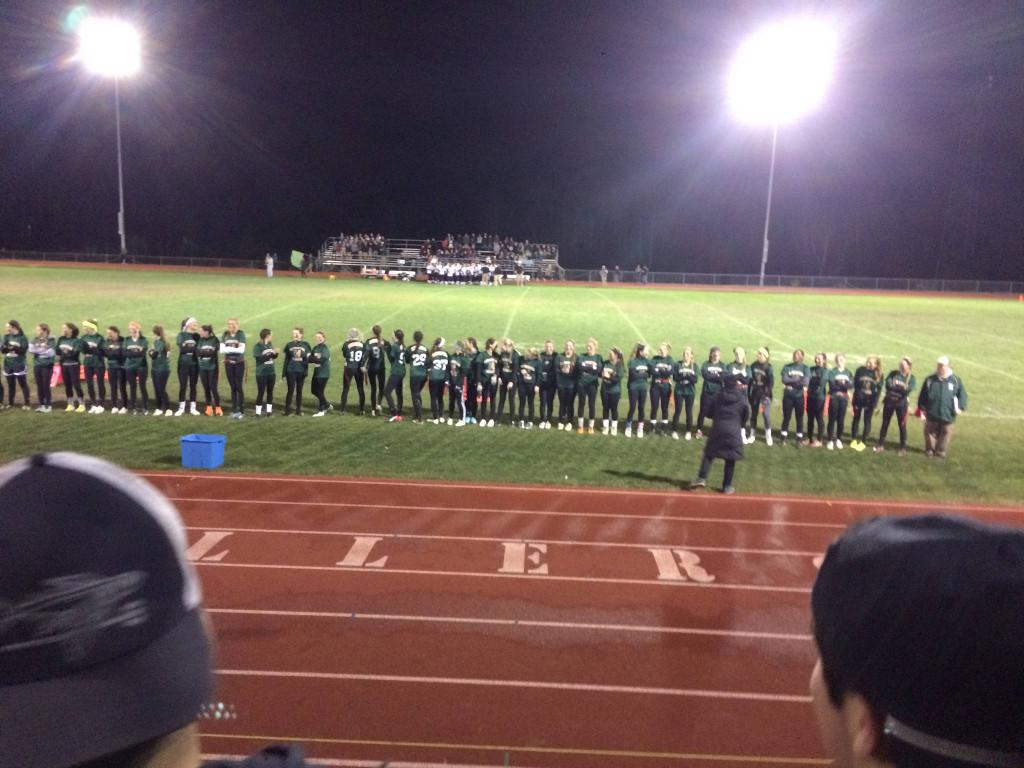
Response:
[290,250,304,269]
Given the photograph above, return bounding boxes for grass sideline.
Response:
[2,263,1023,506]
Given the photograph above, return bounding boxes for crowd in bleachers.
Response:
[327,234,386,260]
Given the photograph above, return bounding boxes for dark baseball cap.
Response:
[0,453,214,768]
[812,515,1024,766]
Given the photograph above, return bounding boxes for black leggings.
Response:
[827,396,848,441]
[311,376,329,411]
[749,392,771,432]
[152,369,171,411]
[429,379,446,419]
[35,365,53,406]
[128,368,149,410]
[672,392,694,432]
[225,363,245,413]
[781,392,805,436]
[626,389,646,424]
[697,389,715,430]
[517,383,537,420]
[576,383,597,420]
[479,380,497,420]
[368,367,385,410]
[650,386,670,421]
[409,376,426,420]
[540,382,556,422]
[5,372,31,405]
[85,364,106,406]
[383,373,404,415]
[108,367,127,409]
[877,403,908,448]
[61,363,84,403]
[199,368,219,408]
[177,365,198,404]
[341,368,366,411]
[698,453,736,488]
[448,383,466,421]
[601,390,620,421]
[851,400,874,441]
[807,396,826,441]
[557,385,575,424]
[285,371,307,414]
[497,379,516,420]
[256,374,276,407]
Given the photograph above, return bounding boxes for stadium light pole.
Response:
[77,16,142,257]
[728,18,837,286]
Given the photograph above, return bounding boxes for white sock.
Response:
[267,404,273,413]
[578,417,584,428]
[256,405,263,415]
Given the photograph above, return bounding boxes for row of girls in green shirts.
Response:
[689,345,917,452]
[1,318,172,414]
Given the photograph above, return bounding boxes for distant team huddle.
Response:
[1,316,968,457]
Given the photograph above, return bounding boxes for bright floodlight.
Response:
[728,18,836,126]
[77,17,141,78]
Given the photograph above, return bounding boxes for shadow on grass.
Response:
[602,468,687,490]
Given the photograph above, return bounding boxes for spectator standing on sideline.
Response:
[300,252,311,277]
[599,265,608,285]
[916,355,967,458]
[689,375,750,494]
[265,252,274,278]
[613,265,622,283]
[809,514,1023,768]
[0,451,310,768]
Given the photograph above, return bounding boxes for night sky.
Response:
[1,1,1022,278]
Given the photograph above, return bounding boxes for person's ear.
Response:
[842,693,882,759]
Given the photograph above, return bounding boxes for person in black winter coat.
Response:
[689,376,751,494]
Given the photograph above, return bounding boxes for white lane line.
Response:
[170,496,847,530]
[597,292,647,345]
[183,523,824,557]
[147,472,1024,513]
[501,286,530,340]
[206,606,812,642]
[216,668,812,704]
[195,561,812,594]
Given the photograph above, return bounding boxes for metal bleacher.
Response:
[317,236,562,281]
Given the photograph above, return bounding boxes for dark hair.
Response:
[413,330,423,344]
[372,324,381,337]
[107,325,121,337]
[7,319,23,334]
[485,336,496,351]
[201,324,213,335]
[432,337,443,352]
[65,322,79,338]
[630,342,646,360]
[466,336,477,351]
[259,328,272,341]
[152,325,165,341]
[293,326,303,335]
[37,322,50,336]
[394,329,404,342]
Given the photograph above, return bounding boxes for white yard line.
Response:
[682,296,796,350]
[501,286,531,340]
[598,292,647,345]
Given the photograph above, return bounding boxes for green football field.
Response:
[2,263,1023,505]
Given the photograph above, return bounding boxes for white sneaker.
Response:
[602,424,609,435]
[189,406,200,416]
[684,432,691,441]
[447,418,453,425]
[637,425,644,438]
[827,441,835,451]
[174,405,185,416]
[312,410,325,417]
[526,421,533,429]
[479,420,487,428]
[164,409,174,417]
[487,419,494,427]
[455,419,465,427]
[765,433,773,447]
[835,439,843,450]
[671,431,679,440]
[625,425,632,438]
[151,409,164,416]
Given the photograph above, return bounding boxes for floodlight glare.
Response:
[728,18,836,126]
[77,17,141,79]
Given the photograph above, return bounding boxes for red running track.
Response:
[143,471,1024,768]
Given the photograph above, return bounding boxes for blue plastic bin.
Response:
[180,434,227,469]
